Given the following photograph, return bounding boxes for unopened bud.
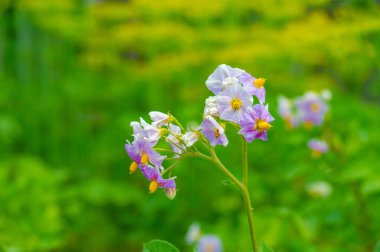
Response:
[165,187,176,200]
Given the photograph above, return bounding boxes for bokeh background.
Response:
[1,0,380,251]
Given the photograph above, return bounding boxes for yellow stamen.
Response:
[214,128,220,138]
[310,102,320,112]
[230,98,242,110]
[140,153,149,165]
[254,78,266,89]
[129,161,138,174]
[149,180,159,193]
[254,119,271,132]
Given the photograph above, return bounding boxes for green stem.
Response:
[192,151,259,252]
[242,137,248,187]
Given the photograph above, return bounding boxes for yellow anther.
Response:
[140,153,149,165]
[230,98,242,110]
[149,180,159,193]
[254,78,266,89]
[214,128,220,138]
[254,119,271,132]
[129,161,138,174]
[310,102,320,112]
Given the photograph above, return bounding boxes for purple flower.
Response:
[125,139,166,173]
[140,118,162,146]
[240,72,266,104]
[141,165,176,193]
[294,92,328,127]
[198,116,228,147]
[206,64,245,95]
[308,139,328,157]
[197,235,223,252]
[239,104,274,142]
[217,85,253,124]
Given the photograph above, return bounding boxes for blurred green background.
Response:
[1,0,380,251]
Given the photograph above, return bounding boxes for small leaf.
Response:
[260,243,274,252]
[143,239,179,252]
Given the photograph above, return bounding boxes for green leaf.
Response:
[260,243,274,252]
[143,240,179,252]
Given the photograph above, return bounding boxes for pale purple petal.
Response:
[217,85,252,124]
[206,64,245,95]
[197,235,223,252]
[149,111,170,127]
[308,139,328,153]
[198,116,228,147]
[238,104,274,142]
[125,141,139,162]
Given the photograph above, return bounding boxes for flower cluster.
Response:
[203,64,274,143]
[125,64,274,198]
[278,90,331,157]
[125,112,199,198]
[185,223,223,252]
[278,90,330,129]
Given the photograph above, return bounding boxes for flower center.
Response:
[310,102,320,112]
[140,152,149,165]
[214,128,220,138]
[205,244,214,252]
[254,119,271,132]
[253,78,266,89]
[230,98,242,110]
[149,180,160,193]
[130,161,138,174]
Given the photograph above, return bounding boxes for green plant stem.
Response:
[242,137,248,187]
[192,151,259,252]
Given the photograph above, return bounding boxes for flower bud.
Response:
[165,187,176,200]
[204,96,220,117]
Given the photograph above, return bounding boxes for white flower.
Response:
[149,111,171,127]
[181,132,198,147]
